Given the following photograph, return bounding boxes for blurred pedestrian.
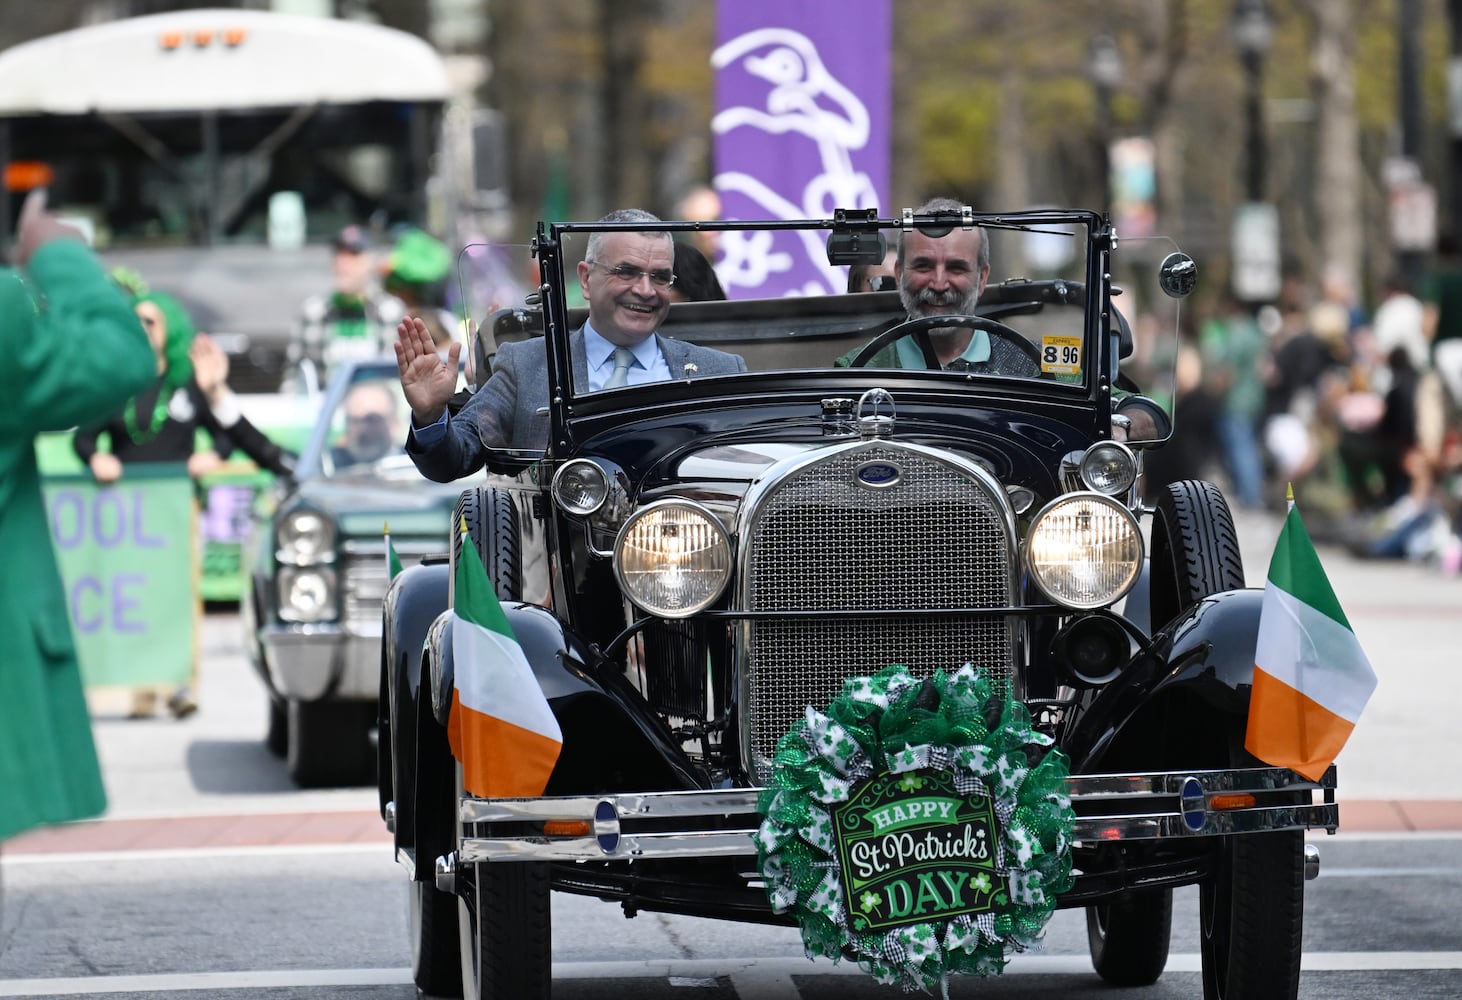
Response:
[674,184,723,262]
[1421,233,1462,407]
[1199,294,1269,509]
[1142,335,1220,498]
[0,190,155,854]
[847,246,898,293]
[1368,273,1429,394]
[295,224,404,386]
[73,290,288,719]
[668,242,726,303]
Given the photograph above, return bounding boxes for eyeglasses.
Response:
[586,260,676,288]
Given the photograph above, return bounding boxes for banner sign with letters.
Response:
[713,0,891,298]
[43,465,198,688]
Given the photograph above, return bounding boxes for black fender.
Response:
[409,603,708,881]
[427,603,706,792]
[1063,588,1263,775]
[379,561,450,855]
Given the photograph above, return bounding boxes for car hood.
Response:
[291,476,461,537]
[574,399,1094,499]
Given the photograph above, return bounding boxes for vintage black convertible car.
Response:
[378,209,1337,999]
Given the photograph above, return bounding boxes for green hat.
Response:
[387,229,451,285]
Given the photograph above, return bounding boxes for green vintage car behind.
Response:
[242,357,466,788]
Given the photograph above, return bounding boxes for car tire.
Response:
[1086,889,1173,986]
[286,698,375,788]
[453,487,521,603]
[455,765,551,1000]
[265,695,288,758]
[410,874,463,998]
[450,488,544,998]
[410,683,463,998]
[1200,829,1304,999]
[1147,479,1245,630]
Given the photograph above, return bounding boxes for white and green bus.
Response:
[0,8,466,390]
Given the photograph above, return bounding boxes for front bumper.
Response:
[450,766,1337,865]
[260,621,380,701]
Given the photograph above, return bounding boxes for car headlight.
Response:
[1079,441,1137,496]
[614,500,731,618]
[552,459,610,515]
[277,508,336,565]
[1025,493,1142,609]
[277,566,337,622]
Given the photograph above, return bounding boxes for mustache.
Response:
[913,287,965,308]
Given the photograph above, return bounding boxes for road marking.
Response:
[1325,831,1462,842]
[4,953,1460,996]
[1320,867,1462,878]
[0,969,412,997]
[0,843,387,866]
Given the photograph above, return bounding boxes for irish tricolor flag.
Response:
[448,520,562,797]
[1245,503,1376,781]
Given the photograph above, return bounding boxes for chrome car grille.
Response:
[342,541,442,630]
[741,443,1015,779]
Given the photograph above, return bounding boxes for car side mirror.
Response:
[1158,252,1197,298]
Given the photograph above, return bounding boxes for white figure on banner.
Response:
[711,27,880,296]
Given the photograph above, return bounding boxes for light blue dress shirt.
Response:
[583,323,670,390]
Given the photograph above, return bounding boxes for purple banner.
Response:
[712,0,891,298]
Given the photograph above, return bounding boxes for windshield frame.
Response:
[533,209,1116,457]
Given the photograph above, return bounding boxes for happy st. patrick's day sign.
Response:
[834,769,1005,933]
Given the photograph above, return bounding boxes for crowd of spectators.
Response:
[1146,258,1462,574]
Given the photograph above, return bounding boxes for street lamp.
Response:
[1231,0,1274,202]
[1087,34,1123,206]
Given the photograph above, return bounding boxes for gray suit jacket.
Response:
[407,328,746,482]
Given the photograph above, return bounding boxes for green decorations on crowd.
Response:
[753,664,1075,994]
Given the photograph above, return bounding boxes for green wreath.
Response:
[753,664,1075,993]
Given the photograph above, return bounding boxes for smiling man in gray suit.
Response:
[397,209,747,482]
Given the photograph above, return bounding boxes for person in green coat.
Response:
[0,191,157,845]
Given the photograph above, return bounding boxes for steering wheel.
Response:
[847,313,1043,370]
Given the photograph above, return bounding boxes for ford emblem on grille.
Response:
[855,460,902,488]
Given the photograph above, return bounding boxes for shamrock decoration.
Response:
[753,664,1075,993]
[897,774,924,793]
